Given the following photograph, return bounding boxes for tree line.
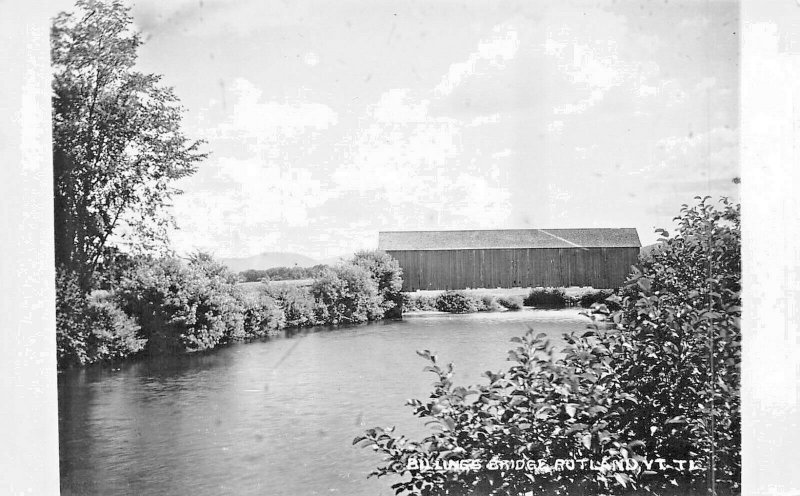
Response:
[238,265,329,282]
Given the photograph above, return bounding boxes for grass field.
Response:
[237,279,314,294]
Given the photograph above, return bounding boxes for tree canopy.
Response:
[52,0,205,291]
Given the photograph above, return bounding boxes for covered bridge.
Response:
[378,228,641,291]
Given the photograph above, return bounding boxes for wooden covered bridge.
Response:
[378,228,641,291]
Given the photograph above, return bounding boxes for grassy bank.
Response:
[402,286,618,314]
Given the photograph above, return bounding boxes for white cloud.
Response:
[213,78,337,144]
[694,77,717,92]
[434,24,520,97]
[172,156,331,257]
[468,114,501,127]
[330,120,461,198]
[303,52,320,67]
[170,77,343,256]
[547,120,564,133]
[369,89,431,123]
[547,25,661,116]
[448,174,512,225]
[637,126,739,183]
[134,0,313,38]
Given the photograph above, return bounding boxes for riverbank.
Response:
[402,286,618,314]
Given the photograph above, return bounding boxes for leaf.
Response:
[614,473,630,487]
[581,433,592,449]
[626,440,646,450]
[564,423,589,434]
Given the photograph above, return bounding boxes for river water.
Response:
[58,309,590,495]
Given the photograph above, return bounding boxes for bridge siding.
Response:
[388,247,639,291]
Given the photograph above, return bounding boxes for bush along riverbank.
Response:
[56,250,403,369]
[402,287,618,314]
[357,197,741,495]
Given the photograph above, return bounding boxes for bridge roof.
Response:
[378,228,641,251]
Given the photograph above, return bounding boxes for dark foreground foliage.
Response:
[357,197,741,495]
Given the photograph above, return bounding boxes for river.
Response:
[58,308,590,495]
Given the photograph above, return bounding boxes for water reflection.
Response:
[59,309,589,496]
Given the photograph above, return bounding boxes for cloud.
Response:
[543,13,669,117]
[694,77,717,92]
[369,89,432,124]
[159,1,738,257]
[447,174,512,226]
[170,77,340,257]
[172,156,331,256]
[133,0,312,38]
[547,120,565,134]
[303,52,320,67]
[551,38,640,115]
[213,78,337,145]
[642,126,739,195]
[434,24,520,97]
[468,114,501,127]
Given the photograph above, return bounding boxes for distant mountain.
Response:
[220,252,319,272]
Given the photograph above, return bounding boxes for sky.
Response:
[116,0,738,260]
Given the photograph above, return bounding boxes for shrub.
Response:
[232,289,285,338]
[311,264,383,325]
[56,268,92,367]
[350,250,404,318]
[117,254,242,354]
[401,293,415,312]
[523,287,568,307]
[56,268,146,368]
[356,330,632,495]
[477,294,503,312]
[402,294,438,312]
[417,296,438,311]
[434,291,478,313]
[497,295,524,310]
[577,289,618,309]
[84,292,146,362]
[605,196,742,489]
[267,284,317,328]
[358,197,741,495]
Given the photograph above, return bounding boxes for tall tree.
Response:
[52,0,205,292]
